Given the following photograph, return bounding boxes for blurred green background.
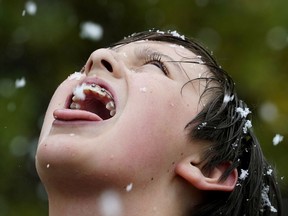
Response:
[0,0,287,215]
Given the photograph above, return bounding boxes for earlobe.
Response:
[175,158,238,192]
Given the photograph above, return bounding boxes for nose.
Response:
[85,48,122,78]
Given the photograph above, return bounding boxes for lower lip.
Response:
[52,119,102,126]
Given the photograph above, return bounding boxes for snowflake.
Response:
[272,134,283,146]
[236,107,251,118]
[239,169,249,180]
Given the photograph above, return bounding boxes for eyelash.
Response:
[145,53,169,76]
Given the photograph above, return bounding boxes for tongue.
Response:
[53,109,103,121]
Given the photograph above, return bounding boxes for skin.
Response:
[35,41,214,216]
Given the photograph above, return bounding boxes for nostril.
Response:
[101,59,113,73]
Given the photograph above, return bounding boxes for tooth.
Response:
[84,85,106,97]
[110,110,116,117]
[105,101,115,111]
[97,88,106,97]
[70,102,81,109]
[72,96,78,102]
[92,85,100,91]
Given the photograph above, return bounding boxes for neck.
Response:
[46,178,191,216]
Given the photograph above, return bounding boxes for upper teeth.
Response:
[70,83,116,117]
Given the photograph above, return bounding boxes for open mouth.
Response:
[69,83,116,120]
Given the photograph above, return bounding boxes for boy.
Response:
[36,30,282,216]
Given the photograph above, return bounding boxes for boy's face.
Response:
[36,40,207,189]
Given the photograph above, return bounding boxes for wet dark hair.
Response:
[112,29,282,216]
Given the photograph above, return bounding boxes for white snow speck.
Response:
[15,77,26,88]
[169,30,185,40]
[80,21,103,41]
[270,206,278,213]
[261,185,277,213]
[125,183,133,192]
[201,122,207,127]
[272,134,283,146]
[68,72,84,81]
[266,169,273,176]
[73,84,86,100]
[231,143,238,150]
[23,1,37,16]
[156,30,165,34]
[239,169,249,180]
[197,122,207,130]
[99,190,123,216]
[243,120,252,133]
[236,107,251,118]
[223,94,234,103]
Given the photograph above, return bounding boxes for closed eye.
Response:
[144,53,169,76]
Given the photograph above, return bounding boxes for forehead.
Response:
[112,40,208,81]
[112,40,197,59]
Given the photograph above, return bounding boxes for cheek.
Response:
[104,123,174,181]
[111,82,188,172]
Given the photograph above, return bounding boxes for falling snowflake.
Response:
[272,134,283,146]
[22,1,37,16]
[80,21,103,41]
[98,190,123,216]
[15,77,26,88]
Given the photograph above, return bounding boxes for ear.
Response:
[175,157,238,192]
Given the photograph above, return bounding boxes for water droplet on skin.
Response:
[139,87,147,93]
[121,52,127,58]
[153,206,158,212]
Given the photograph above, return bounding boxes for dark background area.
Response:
[0,0,287,215]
